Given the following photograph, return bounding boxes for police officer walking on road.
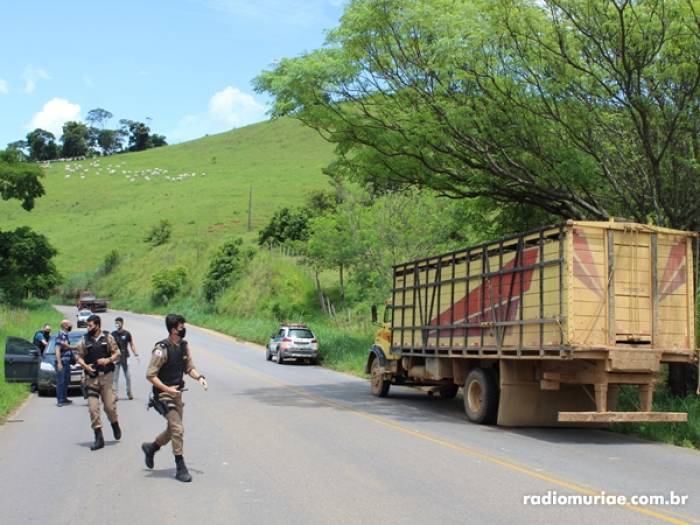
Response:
[75,314,122,451]
[142,314,207,483]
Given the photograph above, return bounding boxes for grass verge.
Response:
[0,301,63,422]
[613,385,700,449]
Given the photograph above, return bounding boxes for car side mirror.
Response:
[29,349,39,357]
[371,304,378,324]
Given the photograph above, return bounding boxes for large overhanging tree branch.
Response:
[255,0,700,230]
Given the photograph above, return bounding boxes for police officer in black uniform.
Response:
[142,313,207,482]
[75,315,122,451]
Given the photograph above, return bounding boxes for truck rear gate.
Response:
[388,220,696,425]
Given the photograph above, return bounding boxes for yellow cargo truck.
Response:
[365,220,698,426]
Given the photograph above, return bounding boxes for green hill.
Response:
[1,117,335,308]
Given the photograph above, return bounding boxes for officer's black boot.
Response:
[141,442,160,469]
[90,428,104,451]
[175,455,192,483]
[111,421,122,440]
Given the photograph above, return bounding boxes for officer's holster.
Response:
[147,394,168,417]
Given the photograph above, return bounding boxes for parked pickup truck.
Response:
[76,290,108,312]
[366,220,698,426]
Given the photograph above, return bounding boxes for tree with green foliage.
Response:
[0,227,61,302]
[151,266,187,305]
[26,128,59,161]
[258,207,310,246]
[0,150,60,302]
[85,108,113,129]
[305,187,473,303]
[61,121,90,158]
[150,134,167,148]
[6,140,28,160]
[96,129,122,155]
[0,149,45,210]
[255,0,700,230]
[120,119,153,151]
[306,214,357,303]
[203,238,253,301]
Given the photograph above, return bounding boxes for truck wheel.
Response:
[463,368,499,424]
[438,384,459,399]
[370,357,390,397]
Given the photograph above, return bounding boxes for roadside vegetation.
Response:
[615,385,700,449]
[0,302,62,421]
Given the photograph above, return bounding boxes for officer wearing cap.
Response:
[142,313,207,483]
[74,314,122,451]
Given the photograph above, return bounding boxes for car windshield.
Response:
[79,311,91,316]
[289,329,314,339]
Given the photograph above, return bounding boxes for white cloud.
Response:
[21,65,50,94]
[170,86,266,142]
[0,79,8,94]
[28,98,81,137]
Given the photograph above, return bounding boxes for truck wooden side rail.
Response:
[365,220,698,426]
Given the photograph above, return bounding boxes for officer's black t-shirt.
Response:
[111,329,132,360]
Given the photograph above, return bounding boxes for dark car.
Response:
[5,331,86,395]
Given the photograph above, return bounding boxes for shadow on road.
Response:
[237,380,650,447]
[77,441,119,449]
[143,467,204,479]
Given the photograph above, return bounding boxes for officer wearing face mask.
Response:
[142,313,207,483]
[74,314,122,451]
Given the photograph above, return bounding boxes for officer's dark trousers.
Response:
[55,358,71,403]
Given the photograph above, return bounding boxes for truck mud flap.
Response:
[497,361,595,427]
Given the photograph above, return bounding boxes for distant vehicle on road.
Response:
[76,309,92,328]
[5,331,86,395]
[76,290,108,312]
[266,324,319,365]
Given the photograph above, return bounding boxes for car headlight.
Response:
[40,362,55,372]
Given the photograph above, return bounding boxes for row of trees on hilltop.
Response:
[7,108,167,161]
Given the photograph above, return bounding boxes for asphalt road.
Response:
[1,306,699,525]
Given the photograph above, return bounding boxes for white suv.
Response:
[266,324,319,365]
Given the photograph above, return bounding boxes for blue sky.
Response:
[0,0,345,147]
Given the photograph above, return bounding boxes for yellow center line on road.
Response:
[194,340,696,525]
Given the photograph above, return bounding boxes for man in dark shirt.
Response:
[33,324,51,355]
[112,317,139,400]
